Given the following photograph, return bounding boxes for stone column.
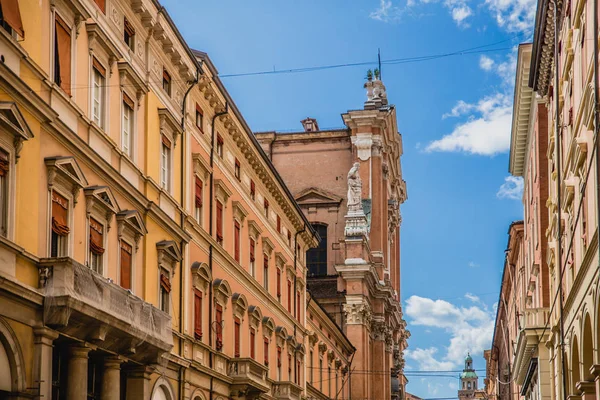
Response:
[33,327,59,400]
[101,356,123,400]
[126,366,152,400]
[344,303,371,400]
[371,321,386,400]
[67,345,91,400]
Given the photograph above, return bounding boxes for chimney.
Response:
[301,117,319,132]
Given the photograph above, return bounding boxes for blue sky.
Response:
[162,0,532,397]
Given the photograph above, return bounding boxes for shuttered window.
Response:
[89,218,104,273]
[287,280,292,312]
[195,177,203,224]
[215,304,223,350]
[263,255,269,290]
[216,201,223,245]
[263,338,269,365]
[0,0,24,37]
[250,180,255,200]
[51,190,69,257]
[54,14,71,94]
[234,221,240,262]
[120,241,132,290]
[250,328,256,359]
[276,268,281,299]
[234,317,241,357]
[277,215,281,233]
[249,238,255,276]
[296,291,301,321]
[194,289,202,340]
[234,158,240,180]
[93,0,105,13]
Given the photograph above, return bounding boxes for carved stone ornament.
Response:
[318,342,327,354]
[347,162,363,213]
[351,134,373,161]
[343,303,372,326]
[371,321,386,341]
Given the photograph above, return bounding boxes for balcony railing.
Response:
[38,257,173,362]
[227,357,269,399]
[272,381,303,400]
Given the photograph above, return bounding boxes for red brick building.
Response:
[256,75,409,400]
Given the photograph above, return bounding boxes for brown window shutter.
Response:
[161,135,171,148]
[216,201,223,241]
[287,280,292,312]
[51,191,70,236]
[277,346,282,367]
[196,103,203,114]
[297,291,301,320]
[234,221,240,262]
[93,0,105,13]
[0,150,9,177]
[276,268,281,297]
[250,239,255,262]
[55,15,72,95]
[264,199,269,208]
[123,92,135,109]
[89,217,104,255]
[160,273,171,293]
[120,241,132,289]
[194,289,202,339]
[217,134,224,145]
[92,57,106,77]
[277,215,281,232]
[195,177,203,208]
[163,69,171,82]
[264,338,269,365]
[250,180,255,195]
[0,0,24,37]
[215,304,223,350]
[250,328,256,359]
[234,317,241,357]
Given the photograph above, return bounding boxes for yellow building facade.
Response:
[0,0,345,399]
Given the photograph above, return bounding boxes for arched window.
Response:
[307,223,327,277]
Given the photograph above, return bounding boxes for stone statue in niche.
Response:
[347,162,362,213]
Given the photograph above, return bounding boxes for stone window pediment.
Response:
[318,342,327,354]
[117,62,148,104]
[156,240,181,277]
[232,201,248,225]
[192,153,212,181]
[275,326,287,347]
[261,237,274,256]
[45,156,88,204]
[214,179,232,204]
[191,261,211,291]
[231,293,248,319]
[307,331,318,347]
[158,108,183,147]
[247,305,262,329]
[86,22,121,69]
[247,220,262,239]
[0,102,33,162]
[213,279,232,307]
[295,187,343,208]
[116,210,147,250]
[85,186,120,230]
[286,264,295,280]
[286,335,297,352]
[262,316,275,337]
[275,252,286,268]
[296,344,306,357]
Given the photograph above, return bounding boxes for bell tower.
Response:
[458,354,479,400]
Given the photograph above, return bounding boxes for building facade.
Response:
[256,75,409,400]
[0,0,373,399]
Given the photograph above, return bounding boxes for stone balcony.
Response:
[227,357,269,399]
[38,257,173,363]
[513,307,550,385]
[272,381,303,400]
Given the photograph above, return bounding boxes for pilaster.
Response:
[33,327,59,400]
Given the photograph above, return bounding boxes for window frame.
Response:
[307,223,328,277]
[49,189,71,258]
[123,16,135,51]
[91,57,107,129]
[122,92,136,159]
[160,135,172,191]
[162,68,171,96]
[52,11,73,96]
[119,239,134,290]
[88,216,106,275]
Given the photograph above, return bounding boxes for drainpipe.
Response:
[178,66,199,400]
[208,101,228,400]
[552,3,568,400]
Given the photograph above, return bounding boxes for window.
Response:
[297,360,301,384]
[307,223,327,277]
[216,201,223,245]
[263,255,269,290]
[160,136,171,190]
[264,199,269,217]
[288,354,292,380]
[234,158,241,180]
[122,93,135,157]
[277,215,281,233]
[93,0,105,13]
[0,0,24,37]
[54,14,72,94]
[162,69,171,95]
[287,280,292,313]
[234,221,240,263]
[287,230,292,246]
[277,346,282,381]
[159,272,171,313]
[215,304,223,351]
[250,180,255,200]
[234,317,241,357]
[0,150,8,236]
[309,350,313,384]
[123,17,135,50]
[195,104,203,131]
[249,238,256,277]
[51,190,69,257]
[120,241,132,290]
[328,367,331,395]
[195,177,203,224]
[194,289,202,340]
[276,268,281,300]
[250,328,256,359]
[91,58,106,128]
[216,134,223,158]
[264,337,269,366]
[319,358,323,390]
[296,291,301,321]
[89,218,105,273]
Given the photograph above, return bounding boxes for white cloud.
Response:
[465,293,481,303]
[479,55,495,71]
[485,0,536,33]
[451,5,472,25]
[468,261,479,268]
[497,176,523,200]
[404,295,494,371]
[369,0,473,27]
[370,0,395,21]
[427,93,512,155]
